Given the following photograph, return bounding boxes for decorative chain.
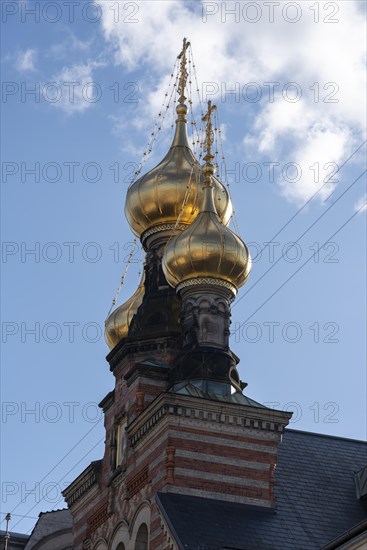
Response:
[106,238,137,319]
[215,109,242,237]
[128,57,180,189]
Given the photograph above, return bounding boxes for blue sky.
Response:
[1,0,366,536]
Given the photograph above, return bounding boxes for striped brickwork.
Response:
[64,382,290,549]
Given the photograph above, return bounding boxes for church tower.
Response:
[162,99,251,390]
[63,40,292,550]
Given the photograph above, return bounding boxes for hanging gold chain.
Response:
[106,238,137,319]
[215,109,242,236]
[128,57,180,188]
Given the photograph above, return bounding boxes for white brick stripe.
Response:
[175,449,269,470]
[165,485,273,507]
[168,429,278,454]
[174,467,268,489]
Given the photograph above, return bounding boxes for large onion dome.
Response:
[124,104,232,242]
[104,273,145,349]
[162,164,251,295]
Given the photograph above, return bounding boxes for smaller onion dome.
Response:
[162,165,251,295]
[104,273,145,349]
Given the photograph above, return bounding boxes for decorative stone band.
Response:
[129,397,290,448]
[177,277,237,297]
[86,502,108,537]
[126,465,149,498]
[141,223,188,243]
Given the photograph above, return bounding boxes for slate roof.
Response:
[0,531,29,550]
[24,509,72,550]
[157,429,367,550]
[173,383,267,408]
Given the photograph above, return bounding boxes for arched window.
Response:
[134,523,148,550]
[109,522,129,550]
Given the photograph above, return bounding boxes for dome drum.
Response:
[168,347,239,387]
[177,277,238,299]
[141,223,188,252]
[179,283,233,352]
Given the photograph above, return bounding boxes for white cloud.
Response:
[355,194,367,214]
[48,31,93,60]
[51,61,104,114]
[17,49,37,72]
[98,0,366,206]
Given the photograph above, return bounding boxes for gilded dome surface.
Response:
[104,273,145,349]
[162,184,251,292]
[124,107,233,239]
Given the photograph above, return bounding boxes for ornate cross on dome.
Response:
[177,38,190,105]
[202,100,217,184]
[202,100,217,159]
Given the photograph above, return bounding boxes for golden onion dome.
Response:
[104,273,145,349]
[124,104,233,241]
[162,173,251,294]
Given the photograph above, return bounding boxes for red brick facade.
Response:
[63,342,291,549]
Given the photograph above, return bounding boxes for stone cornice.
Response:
[107,332,181,373]
[125,362,170,386]
[62,460,101,508]
[98,389,115,412]
[128,392,292,448]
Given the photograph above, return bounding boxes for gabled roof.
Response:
[157,429,367,549]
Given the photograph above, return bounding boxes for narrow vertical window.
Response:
[115,418,127,468]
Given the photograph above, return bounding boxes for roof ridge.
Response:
[285,427,367,444]
[38,508,70,516]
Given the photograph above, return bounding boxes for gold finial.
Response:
[177,38,190,106]
[202,100,217,186]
